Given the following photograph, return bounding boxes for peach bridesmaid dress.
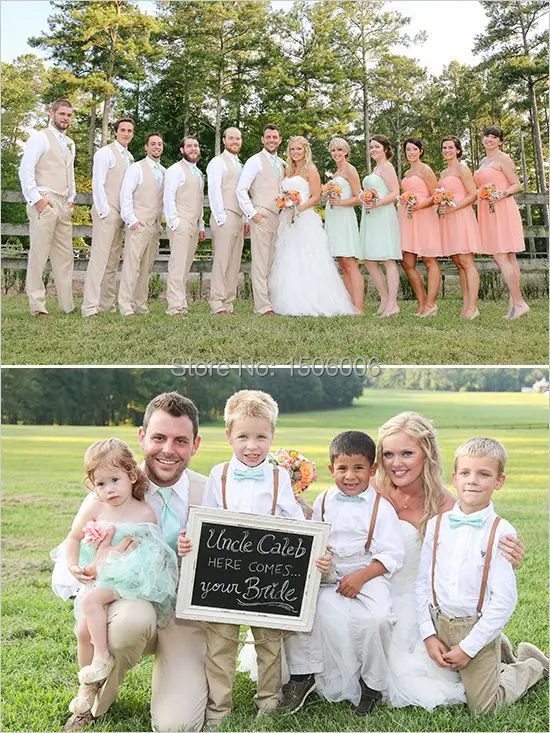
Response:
[437,175,481,255]
[473,167,525,253]
[399,175,442,257]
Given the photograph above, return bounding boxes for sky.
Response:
[0,0,488,75]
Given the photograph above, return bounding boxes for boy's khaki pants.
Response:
[205,622,282,723]
[432,606,544,713]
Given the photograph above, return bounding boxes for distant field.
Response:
[2,389,548,732]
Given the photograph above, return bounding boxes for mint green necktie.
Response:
[233,466,265,481]
[153,163,162,186]
[448,513,485,529]
[336,493,364,503]
[157,488,181,552]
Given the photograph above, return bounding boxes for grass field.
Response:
[2,390,548,732]
[1,295,548,365]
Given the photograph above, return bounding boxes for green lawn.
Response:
[2,390,548,732]
[2,295,547,365]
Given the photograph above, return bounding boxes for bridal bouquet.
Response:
[478,182,501,213]
[433,187,456,218]
[269,448,318,496]
[275,190,302,223]
[399,191,417,219]
[360,187,380,215]
[321,181,343,206]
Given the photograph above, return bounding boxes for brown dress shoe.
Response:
[33,311,50,318]
[64,710,94,731]
[262,310,276,316]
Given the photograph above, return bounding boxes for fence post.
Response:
[520,132,536,256]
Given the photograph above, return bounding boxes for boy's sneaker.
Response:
[354,679,382,716]
[517,642,549,677]
[277,674,316,714]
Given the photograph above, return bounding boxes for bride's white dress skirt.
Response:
[269,176,357,317]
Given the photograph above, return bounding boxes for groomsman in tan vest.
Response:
[62,392,208,733]
[18,99,76,316]
[206,127,248,315]
[118,133,165,317]
[236,124,285,315]
[81,118,135,317]
[164,136,206,316]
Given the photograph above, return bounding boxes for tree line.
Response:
[2,0,548,213]
[1,368,546,426]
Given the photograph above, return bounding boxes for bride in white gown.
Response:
[269,136,357,316]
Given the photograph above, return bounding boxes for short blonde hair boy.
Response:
[224,390,279,432]
[453,437,508,476]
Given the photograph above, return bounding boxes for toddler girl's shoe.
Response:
[78,655,115,684]
[68,683,99,714]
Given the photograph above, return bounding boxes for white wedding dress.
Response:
[269,176,357,316]
[237,519,466,711]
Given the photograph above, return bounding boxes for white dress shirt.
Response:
[202,455,304,519]
[18,123,76,205]
[120,156,166,228]
[312,485,404,577]
[92,140,134,217]
[416,501,517,658]
[206,152,243,225]
[163,160,205,231]
[236,149,285,219]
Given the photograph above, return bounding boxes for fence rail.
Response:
[2,190,548,273]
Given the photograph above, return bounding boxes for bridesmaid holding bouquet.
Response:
[437,136,481,320]
[399,137,442,317]
[324,137,364,312]
[359,135,402,317]
[473,125,529,319]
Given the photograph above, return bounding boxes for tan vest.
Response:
[35,128,73,197]
[133,159,163,225]
[104,142,128,212]
[249,152,284,213]
[220,150,242,215]
[174,161,202,225]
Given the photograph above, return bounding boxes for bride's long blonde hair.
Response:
[376,411,445,538]
[285,136,312,177]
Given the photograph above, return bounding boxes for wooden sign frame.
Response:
[176,506,329,632]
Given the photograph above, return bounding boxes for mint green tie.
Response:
[448,513,485,529]
[157,488,181,552]
[153,163,162,186]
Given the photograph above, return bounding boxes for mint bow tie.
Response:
[336,493,364,503]
[233,466,265,481]
[449,513,486,529]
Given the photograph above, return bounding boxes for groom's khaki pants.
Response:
[90,599,207,731]
[432,606,545,713]
[118,223,160,315]
[165,219,199,315]
[250,207,278,314]
[82,205,125,316]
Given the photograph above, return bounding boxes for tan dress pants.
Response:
[118,223,160,316]
[250,208,279,314]
[25,193,74,314]
[165,220,199,315]
[208,211,244,314]
[82,206,125,316]
[90,600,207,731]
[432,607,545,713]
[205,622,282,723]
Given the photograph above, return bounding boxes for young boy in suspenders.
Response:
[280,431,405,716]
[201,390,303,729]
[416,437,548,713]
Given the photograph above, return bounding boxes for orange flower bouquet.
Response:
[360,187,380,215]
[399,191,417,219]
[478,182,501,213]
[275,190,302,223]
[321,181,343,206]
[269,448,318,496]
[433,187,456,218]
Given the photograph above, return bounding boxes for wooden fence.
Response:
[2,190,548,279]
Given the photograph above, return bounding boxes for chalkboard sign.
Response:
[176,507,329,631]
